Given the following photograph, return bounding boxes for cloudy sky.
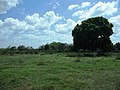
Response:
[0,0,120,48]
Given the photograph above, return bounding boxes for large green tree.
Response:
[72,16,114,51]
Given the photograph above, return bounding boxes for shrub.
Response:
[8,51,15,56]
[40,53,45,55]
[34,51,39,54]
[116,54,120,60]
[37,62,45,66]
[96,49,104,56]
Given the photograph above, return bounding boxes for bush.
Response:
[0,51,15,56]
[8,51,15,56]
[37,62,45,66]
[96,49,111,57]
[116,54,120,60]
[96,49,104,56]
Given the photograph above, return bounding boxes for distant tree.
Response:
[49,42,67,51]
[26,46,33,50]
[38,42,73,52]
[114,42,120,51]
[9,46,16,51]
[72,16,114,52]
[64,44,73,52]
[39,45,45,51]
[18,45,26,51]
[49,42,59,51]
[57,43,66,51]
[44,44,49,50]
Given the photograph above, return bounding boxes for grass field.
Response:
[0,53,120,90]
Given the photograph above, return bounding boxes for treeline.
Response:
[0,42,73,55]
[0,41,120,55]
[0,45,38,55]
[39,42,73,52]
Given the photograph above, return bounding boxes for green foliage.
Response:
[39,42,73,52]
[116,54,120,60]
[44,44,49,50]
[72,16,114,52]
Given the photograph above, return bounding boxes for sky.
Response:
[0,0,120,48]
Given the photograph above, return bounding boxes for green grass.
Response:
[0,53,120,90]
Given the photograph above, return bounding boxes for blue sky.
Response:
[0,0,120,48]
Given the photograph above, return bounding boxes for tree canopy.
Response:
[72,16,114,51]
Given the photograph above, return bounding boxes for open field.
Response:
[0,53,120,90]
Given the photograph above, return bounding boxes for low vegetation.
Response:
[0,53,120,90]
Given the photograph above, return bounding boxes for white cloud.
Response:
[72,10,85,17]
[55,19,76,34]
[72,0,118,19]
[109,15,120,43]
[43,11,63,25]
[25,11,63,30]
[68,4,79,10]
[0,0,21,14]
[68,2,91,10]
[109,15,120,28]
[0,11,75,48]
[81,2,91,8]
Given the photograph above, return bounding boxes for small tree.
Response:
[44,44,49,50]
[18,45,26,51]
[9,46,16,51]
